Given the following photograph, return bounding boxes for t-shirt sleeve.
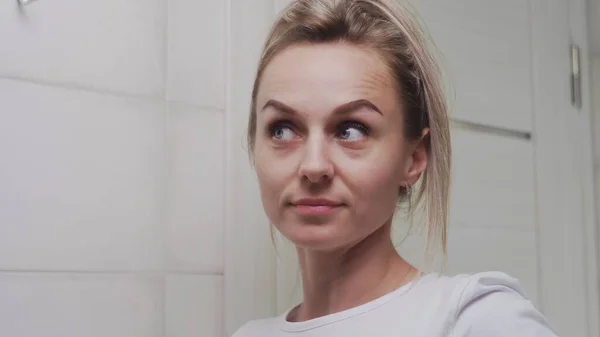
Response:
[451,272,559,337]
[230,321,257,337]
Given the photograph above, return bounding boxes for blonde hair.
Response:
[248,0,451,260]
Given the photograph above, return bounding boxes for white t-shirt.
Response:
[231,272,559,337]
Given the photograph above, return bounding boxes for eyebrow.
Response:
[261,98,383,116]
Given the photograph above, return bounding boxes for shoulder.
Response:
[443,270,526,303]
[446,271,559,337]
[230,317,279,337]
[417,270,526,296]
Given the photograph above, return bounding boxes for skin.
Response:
[253,42,429,322]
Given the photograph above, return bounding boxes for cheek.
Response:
[253,144,297,219]
[356,163,401,202]
[336,148,404,214]
[254,151,279,200]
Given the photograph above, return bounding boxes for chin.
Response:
[278,222,352,251]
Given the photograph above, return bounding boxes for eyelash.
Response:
[338,121,369,137]
[267,120,370,139]
[268,120,295,137]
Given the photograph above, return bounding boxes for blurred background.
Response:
[0,0,599,336]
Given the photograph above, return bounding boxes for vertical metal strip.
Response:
[571,44,582,109]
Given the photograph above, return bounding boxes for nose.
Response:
[298,136,334,183]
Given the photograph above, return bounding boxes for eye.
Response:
[269,121,297,141]
[337,121,368,141]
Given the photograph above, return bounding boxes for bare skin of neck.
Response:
[290,221,417,322]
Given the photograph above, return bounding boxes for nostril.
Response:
[301,170,334,185]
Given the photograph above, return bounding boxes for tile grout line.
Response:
[223,0,236,333]
[0,269,224,276]
[222,0,232,334]
[163,1,169,335]
[526,0,544,313]
[0,74,224,114]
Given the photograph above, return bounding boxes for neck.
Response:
[292,222,415,322]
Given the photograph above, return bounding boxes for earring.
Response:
[403,181,413,212]
[403,181,412,199]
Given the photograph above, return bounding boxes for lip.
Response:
[291,198,344,216]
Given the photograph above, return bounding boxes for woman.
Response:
[233,0,558,336]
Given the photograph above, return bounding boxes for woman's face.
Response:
[254,42,427,251]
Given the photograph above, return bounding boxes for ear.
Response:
[403,128,429,186]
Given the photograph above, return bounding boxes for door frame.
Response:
[567,0,600,335]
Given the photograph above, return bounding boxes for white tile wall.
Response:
[166,274,223,337]
[1,0,231,335]
[275,0,294,13]
[226,0,280,333]
[0,79,165,271]
[166,103,224,273]
[0,0,166,97]
[0,273,164,337]
[167,0,226,108]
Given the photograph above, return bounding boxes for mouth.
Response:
[290,198,344,216]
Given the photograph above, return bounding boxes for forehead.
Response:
[257,43,400,113]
